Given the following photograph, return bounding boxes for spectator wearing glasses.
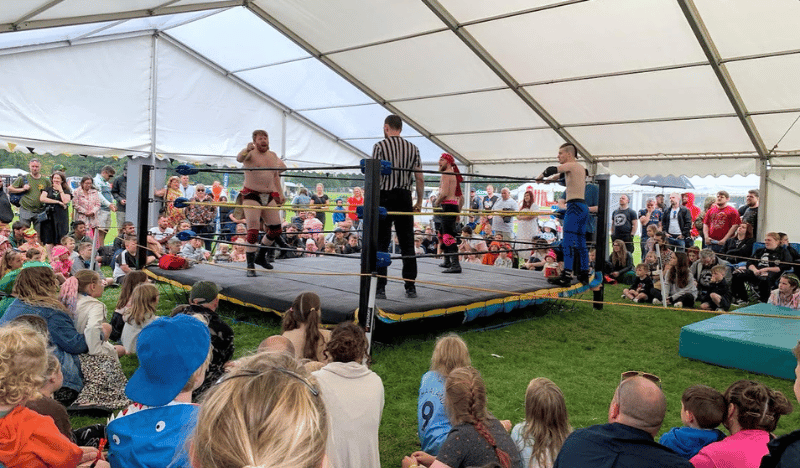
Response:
[554,372,692,468]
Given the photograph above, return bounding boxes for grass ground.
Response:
[69,269,800,467]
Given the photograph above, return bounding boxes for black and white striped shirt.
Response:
[372,136,421,191]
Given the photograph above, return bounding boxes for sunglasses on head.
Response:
[621,370,661,387]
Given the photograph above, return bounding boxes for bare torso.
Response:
[436,172,457,204]
[559,160,585,201]
[239,149,285,194]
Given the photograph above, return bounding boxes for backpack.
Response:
[9,175,27,207]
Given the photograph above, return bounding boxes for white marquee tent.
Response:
[1,1,799,235]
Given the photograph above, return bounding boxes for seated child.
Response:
[482,242,501,266]
[414,236,425,256]
[344,235,361,255]
[107,315,211,468]
[212,243,232,263]
[71,241,115,286]
[0,323,94,468]
[113,235,141,285]
[623,263,654,303]
[332,198,346,224]
[699,265,732,311]
[305,238,318,256]
[230,238,247,262]
[323,242,337,254]
[180,236,210,263]
[521,246,547,271]
[158,237,190,270]
[50,244,72,280]
[587,248,597,276]
[768,272,800,310]
[659,385,726,459]
[494,244,513,268]
[543,250,560,279]
[121,283,160,354]
[539,221,557,244]
[26,247,43,263]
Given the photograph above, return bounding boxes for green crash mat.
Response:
[679,303,800,380]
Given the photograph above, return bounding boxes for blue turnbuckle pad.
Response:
[175,165,199,175]
[173,197,189,209]
[376,252,392,268]
[175,230,197,241]
[359,159,393,175]
[356,206,388,219]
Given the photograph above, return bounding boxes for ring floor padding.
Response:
[679,303,800,380]
[145,256,601,325]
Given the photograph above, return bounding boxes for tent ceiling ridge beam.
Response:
[722,47,800,64]
[70,19,129,43]
[420,0,594,164]
[316,28,449,58]
[246,2,470,166]
[563,113,738,128]
[294,102,390,112]
[749,108,800,117]
[678,0,768,159]
[435,126,553,136]
[459,0,590,28]
[159,32,369,160]
[150,0,187,15]
[229,55,313,74]
[521,61,708,87]
[11,0,65,29]
[387,85,510,104]
[470,158,565,165]
[1,1,241,33]
[0,29,162,57]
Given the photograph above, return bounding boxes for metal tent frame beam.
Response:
[420,0,594,165]
[245,2,470,167]
[678,0,768,159]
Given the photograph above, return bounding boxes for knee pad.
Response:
[246,229,260,245]
[266,224,283,241]
[442,234,456,246]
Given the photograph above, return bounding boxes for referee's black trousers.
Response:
[377,188,417,291]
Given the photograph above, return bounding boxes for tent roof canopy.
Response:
[1,0,799,176]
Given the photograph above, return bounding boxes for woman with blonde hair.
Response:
[0,265,88,406]
[281,292,331,362]
[604,239,633,284]
[109,270,149,342]
[418,333,471,455]
[160,176,186,228]
[409,366,522,468]
[190,351,328,468]
[511,378,571,468]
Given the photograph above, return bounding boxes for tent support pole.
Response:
[758,160,768,240]
[594,174,610,310]
[358,159,381,336]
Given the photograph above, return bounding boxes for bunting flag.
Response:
[6,142,16,152]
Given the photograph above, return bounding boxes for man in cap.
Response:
[170,280,234,398]
[107,314,211,468]
[435,153,463,274]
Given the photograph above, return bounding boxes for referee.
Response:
[374,115,424,299]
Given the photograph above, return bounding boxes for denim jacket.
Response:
[0,299,87,391]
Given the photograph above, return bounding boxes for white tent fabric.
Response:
[1,0,799,178]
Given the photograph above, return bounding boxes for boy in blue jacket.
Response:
[659,385,726,459]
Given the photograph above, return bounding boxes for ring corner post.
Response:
[594,174,610,310]
[135,163,152,269]
[359,159,381,344]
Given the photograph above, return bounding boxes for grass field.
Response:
[70,269,800,467]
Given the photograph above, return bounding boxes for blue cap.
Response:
[126,314,210,406]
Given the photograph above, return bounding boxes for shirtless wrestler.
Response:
[537,143,589,286]
[237,129,287,277]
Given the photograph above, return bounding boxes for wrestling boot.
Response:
[438,255,451,269]
[245,252,258,277]
[577,270,591,285]
[548,269,574,287]
[442,253,462,274]
[254,244,273,270]
[266,245,276,263]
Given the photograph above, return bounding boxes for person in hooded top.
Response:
[682,193,701,238]
[312,322,384,468]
